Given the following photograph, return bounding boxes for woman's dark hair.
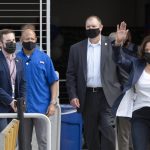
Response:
[139,35,150,59]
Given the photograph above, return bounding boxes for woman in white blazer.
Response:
[112,22,150,150]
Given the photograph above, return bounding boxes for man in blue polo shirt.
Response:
[17,28,58,150]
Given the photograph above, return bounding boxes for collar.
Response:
[88,35,101,47]
[2,48,16,61]
[21,48,36,58]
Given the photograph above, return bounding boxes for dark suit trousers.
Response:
[82,88,116,150]
[131,107,150,150]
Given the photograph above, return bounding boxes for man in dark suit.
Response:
[0,29,26,132]
[66,16,122,150]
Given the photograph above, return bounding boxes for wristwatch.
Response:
[50,100,57,106]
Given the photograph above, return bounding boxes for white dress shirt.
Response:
[86,38,102,87]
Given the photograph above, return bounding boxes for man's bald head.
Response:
[85,16,102,27]
[21,29,37,42]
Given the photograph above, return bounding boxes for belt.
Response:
[86,87,102,93]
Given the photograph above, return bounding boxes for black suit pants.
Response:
[82,88,116,150]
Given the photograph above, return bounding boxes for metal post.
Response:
[17,98,25,150]
[46,0,50,56]
[40,0,43,50]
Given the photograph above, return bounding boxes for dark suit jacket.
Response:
[66,36,122,112]
[0,51,26,113]
[112,46,146,115]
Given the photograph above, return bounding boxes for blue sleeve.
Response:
[112,45,133,73]
[45,55,59,85]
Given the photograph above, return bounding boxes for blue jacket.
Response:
[112,46,146,115]
[0,51,26,113]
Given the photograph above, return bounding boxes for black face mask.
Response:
[4,42,16,54]
[86,28,100,38]
[22,41,36,51]
[144,52,150,64]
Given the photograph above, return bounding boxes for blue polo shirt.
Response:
[17,48,58,113]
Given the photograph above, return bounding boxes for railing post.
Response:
[17,98,25,150]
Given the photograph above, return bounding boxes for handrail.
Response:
[0,113,51,150]
[0,3,46,4]
[0,10,46,11]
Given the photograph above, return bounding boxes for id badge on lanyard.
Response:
[12,84,15,98]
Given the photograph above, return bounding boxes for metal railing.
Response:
[0,113,51,150]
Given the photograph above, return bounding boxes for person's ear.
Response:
[35,37,37,42]
[0,41,3,48]
[100,25,103,32]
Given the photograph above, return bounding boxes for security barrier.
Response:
[0,119,19,150]
[0,73,60,150]
[0,113,51,150]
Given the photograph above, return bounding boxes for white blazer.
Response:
[116,88,136,118]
